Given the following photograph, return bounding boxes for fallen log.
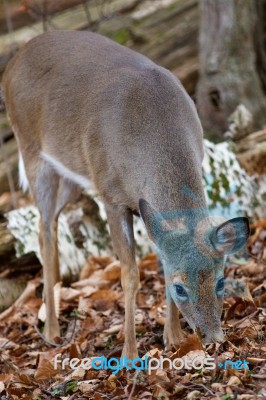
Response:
[235,128,266,174]
[0,220,40,274]
[0,220,15,260]
[0,0,201,196]
[0,136,19,194]
[0,0,199,91]
[0,216,40,312]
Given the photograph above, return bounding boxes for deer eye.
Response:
[175,284,189,301]
[216,278,224,296]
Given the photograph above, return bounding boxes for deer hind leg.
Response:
[27,158,61,341]
[105,204,140,359]
[25,155,81,342]
[52,177,82,284]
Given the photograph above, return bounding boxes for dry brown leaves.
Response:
[0,228,265,399]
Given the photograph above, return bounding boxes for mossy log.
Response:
[0,220,40,273]
[0,136,19,195]
[0,0,199,89]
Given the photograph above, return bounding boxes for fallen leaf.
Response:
[169,334,203,358]
[187,390,201,399]
[103,324,122,334]
[35,359,58,381]
[103,261,121,280]
[228,376,242,386]
[246,357,265,365]
[0,382,5,393]
[60,287,81,301]
[153,383,170,400]
[78,379,101,393]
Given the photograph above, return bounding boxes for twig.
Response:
[128,370,139,400]
[34,323,62,348]
[34,312,78,348]
[0,329,23,349]
[252,374,266,379]
[82,0,92,26]
[41,388,53,396]
[67,393,78,400]
[247,252,266,266]
[62,315,77,345]
[0,353,19,372]
[230,309,259,327]
[226,340,241,353]
[182,383,215,396]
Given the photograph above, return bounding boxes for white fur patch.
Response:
[19,153,29,192]
[40,151,92,189]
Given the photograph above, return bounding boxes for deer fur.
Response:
[2,31,249,358]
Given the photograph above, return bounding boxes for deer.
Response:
[1,30,250,359]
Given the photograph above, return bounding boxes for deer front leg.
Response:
[163,288,184,351]
[105,204,140,359]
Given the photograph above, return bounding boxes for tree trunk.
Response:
[254,0,266,92]
[196,0,266,139]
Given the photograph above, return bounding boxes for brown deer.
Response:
[1,31,249,358]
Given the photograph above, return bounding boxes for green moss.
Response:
[109,28,130,45]
[0,120,9,130]
[219,171,230,192]
[261,192,266,201]
[204,131,224,144]
[105,335,116,350]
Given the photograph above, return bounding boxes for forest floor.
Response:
[0,195,265,399]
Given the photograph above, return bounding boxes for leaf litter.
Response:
[0,225,265,399]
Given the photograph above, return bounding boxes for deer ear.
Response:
[139,199,160,242]
[210,217,250,255]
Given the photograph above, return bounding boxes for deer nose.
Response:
[203,330,224,345]
[196,326,224,345]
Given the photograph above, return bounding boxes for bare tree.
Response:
[196,0,266,139]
